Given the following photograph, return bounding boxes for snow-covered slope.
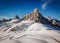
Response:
[27,23,60,31]
[0,20,60,43]
[3,20,35,32]
[27,23,51,31]
[8,19,20,23]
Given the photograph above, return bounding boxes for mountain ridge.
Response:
[0,8,60,28]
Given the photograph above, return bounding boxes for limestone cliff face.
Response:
[22,8,50,24]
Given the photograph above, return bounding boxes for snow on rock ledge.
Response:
[27,23,52,31]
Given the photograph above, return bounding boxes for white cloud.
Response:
[41,0,53,10]
[0,16,9,20]
[42,3,48,10]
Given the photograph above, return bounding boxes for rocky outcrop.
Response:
[22,8,50,24]
[46,16,60,28]
[13,15,20,19]
[22,8,60,28]
[9,15,20,23]
[52,19,60,28]
[46,16,52,21]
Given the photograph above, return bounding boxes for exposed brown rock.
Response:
[52,19,57,25]
[52,19,60,28]
[22,8,50,24]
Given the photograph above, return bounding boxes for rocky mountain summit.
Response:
[22,8,50,24]
[22,8,60,28]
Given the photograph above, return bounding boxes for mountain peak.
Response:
[34,8,39,13]
[14,15,20,19]
[22,8,49,24]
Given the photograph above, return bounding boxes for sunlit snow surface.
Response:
[0,20,60,43]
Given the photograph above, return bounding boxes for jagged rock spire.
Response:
[22,8,42,21]
[22,8,50,24]
[34,8,39,13]
[14,15,20,19]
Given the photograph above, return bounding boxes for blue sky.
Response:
[0,0,60,20]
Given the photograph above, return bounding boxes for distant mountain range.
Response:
[0,8,60,28]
